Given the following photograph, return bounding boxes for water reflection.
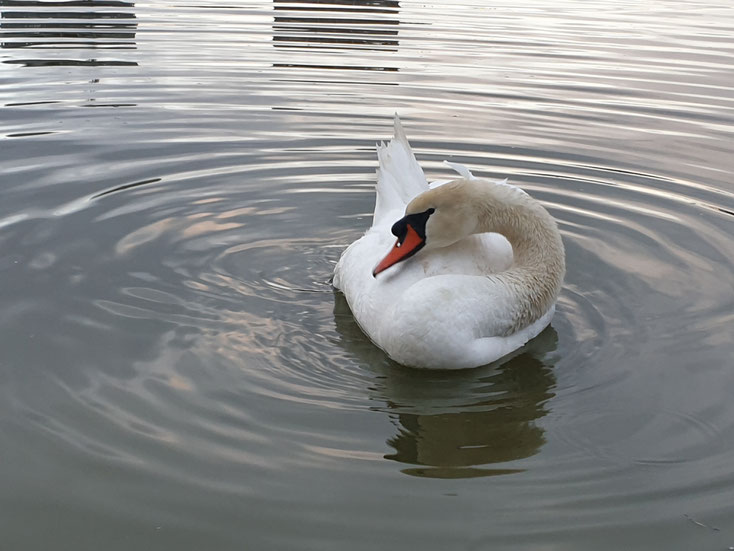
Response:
[0,0,137,66]
[333,292,558,479]
[273,0,399,73]
[273,0,399,51]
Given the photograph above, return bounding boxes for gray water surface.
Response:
[2,1,734,549]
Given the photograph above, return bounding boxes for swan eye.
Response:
[392,208,434,244]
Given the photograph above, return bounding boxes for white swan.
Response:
[333,116,565,369]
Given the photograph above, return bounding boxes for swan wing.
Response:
[373,115,429,227]
[377,274,555,369]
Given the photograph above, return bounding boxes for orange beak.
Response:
[373,224,426,277]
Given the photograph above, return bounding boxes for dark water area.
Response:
[1,1,734,549]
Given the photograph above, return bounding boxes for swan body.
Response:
[334,116,565,369]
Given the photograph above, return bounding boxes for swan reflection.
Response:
[334,291,558,478]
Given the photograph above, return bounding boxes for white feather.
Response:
[334,116,563,369]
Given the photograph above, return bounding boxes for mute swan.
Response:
[333,116,565,369]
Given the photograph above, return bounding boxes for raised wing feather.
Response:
[373,115,429,227]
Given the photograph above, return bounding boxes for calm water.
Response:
[2,1,734,549]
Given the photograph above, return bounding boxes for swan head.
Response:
[373,180,479,277]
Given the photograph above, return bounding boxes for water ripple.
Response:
[1,0,734,548]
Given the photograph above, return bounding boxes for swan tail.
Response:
[373,114,429,227]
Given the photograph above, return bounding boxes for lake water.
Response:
[2,1,734,549]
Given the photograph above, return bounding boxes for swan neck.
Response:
[471,182,566,333]
[474,192,563,272]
